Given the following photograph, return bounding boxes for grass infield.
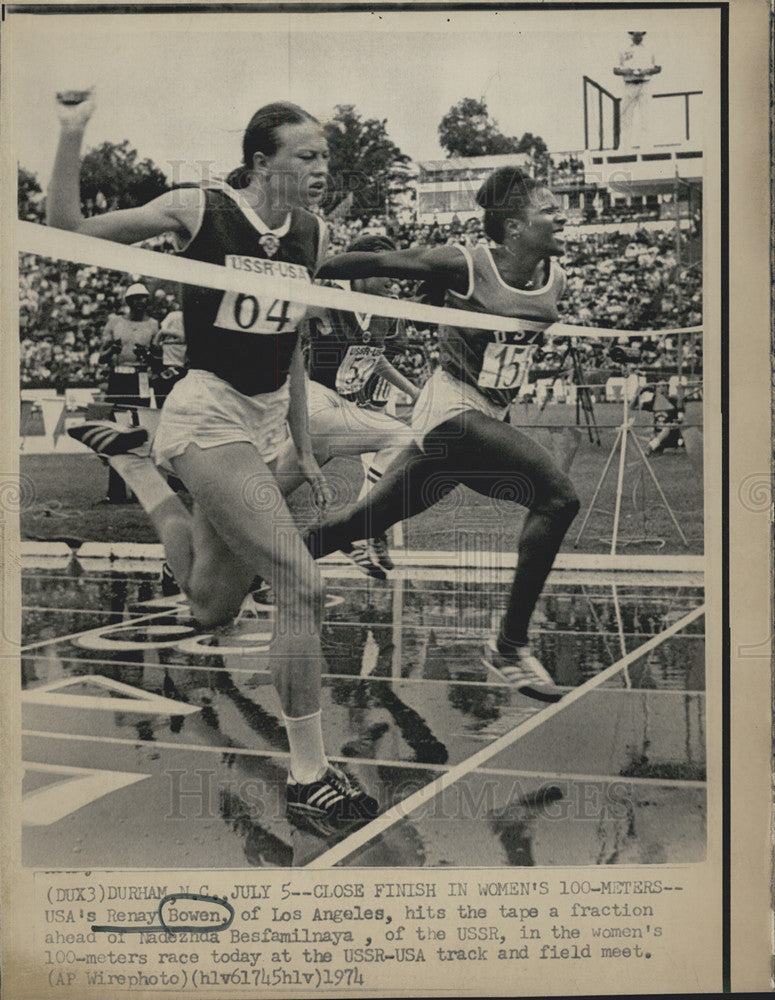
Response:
[20,402,704,556]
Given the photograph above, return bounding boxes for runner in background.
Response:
[305,234,422,578]
[148,308,187,407]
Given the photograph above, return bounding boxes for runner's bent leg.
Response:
[109,453,195,594]
[171,445,379,812]
[306,440,455,558]
[310,407,578,647]
[178,503,256,627]
[445,411,579,649]
[171,442,327,722]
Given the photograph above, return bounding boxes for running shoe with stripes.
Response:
[68,420,148,457]
[482,638,564,703]
[369,533,394,572]
[342,541,387,581]
[286,766,379,827]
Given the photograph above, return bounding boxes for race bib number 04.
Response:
[214,290,308,335]
[478,342,535,391]
[336,344,384,395]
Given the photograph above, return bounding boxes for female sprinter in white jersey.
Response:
[48,93,378,827]
[308,166,579,702]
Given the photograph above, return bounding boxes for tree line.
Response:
[19,98,548,222]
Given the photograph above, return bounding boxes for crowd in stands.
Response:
[19,253,180,389]
[19,191,702,389]
[328,213,703,378]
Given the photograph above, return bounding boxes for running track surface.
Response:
[20,555,706,869]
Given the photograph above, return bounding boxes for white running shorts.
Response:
[410,369,508,451]
[306,379,415,458]
[152,368,290,472]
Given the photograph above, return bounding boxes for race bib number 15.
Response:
[478,342,535,391]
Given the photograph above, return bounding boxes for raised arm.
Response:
[46,89,202,245]
[316,244,469,295]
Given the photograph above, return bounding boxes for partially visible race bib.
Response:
[478,342,535,391]
[365,375,391,406]
[335,344,384,396]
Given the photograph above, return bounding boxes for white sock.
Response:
[283,710,328,784]
[356,445,402,503]
[356,452,378,503]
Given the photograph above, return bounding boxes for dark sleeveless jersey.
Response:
[178,181,325,396]
[306,283,403,399]
[440,244,566,407]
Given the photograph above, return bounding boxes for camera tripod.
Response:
[553,341,601,446]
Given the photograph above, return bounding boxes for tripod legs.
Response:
[574,424,624,547]
[630,431,689,546]
[574,414,689,551]
[568,347,600,445]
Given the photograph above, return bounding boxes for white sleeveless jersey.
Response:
[440,244,566,407]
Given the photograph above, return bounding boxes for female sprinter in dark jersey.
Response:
[48,92,377,826]
[305,233,421,579]
[309,167,579,702]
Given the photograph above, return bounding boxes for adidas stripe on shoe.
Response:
[482,638,564,703]
[68,421,148,457]
[286,766,379,827]
[369,533,394,572]
[343,542,387,580]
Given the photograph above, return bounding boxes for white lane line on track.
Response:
[21,539,705,574]
[20,654,707,693]
[22,608,707,632]
[21,731,706,788]
[18,654,705,704]
[305,603,706,869]
[472,767,706,789]
[20,731,443,773]
[24,575,705,597]
[21,608,184,653]
[22,604,180,617]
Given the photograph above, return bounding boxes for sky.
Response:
[7,7,718,186]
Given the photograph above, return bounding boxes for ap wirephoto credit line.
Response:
[1,1,771,997]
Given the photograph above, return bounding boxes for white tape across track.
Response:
[17,221,701,341]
